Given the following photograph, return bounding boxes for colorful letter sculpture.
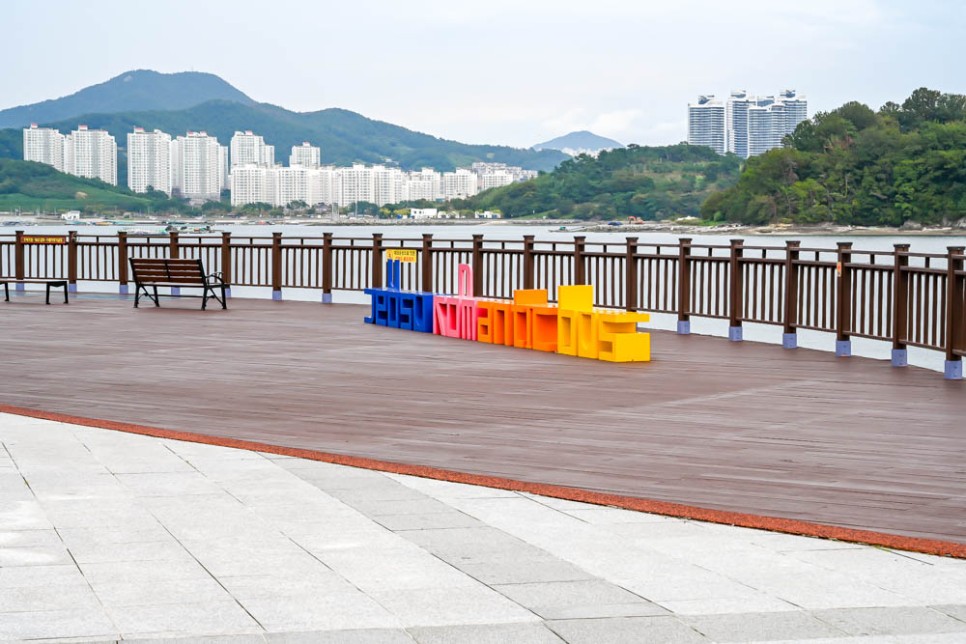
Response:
[364,270,652,362]
[364,259,434,333]
[433,264,478,340]
[477,299,514,346]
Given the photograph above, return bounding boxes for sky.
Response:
[2,0,963,149]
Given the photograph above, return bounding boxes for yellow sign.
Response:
[22,236,67,245]
[386,249,417,263]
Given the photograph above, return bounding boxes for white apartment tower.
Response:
[290,142,321,168]
[127,128,172,194]
[441,168,479,199]
[171,132,227,202]
[23,124,65,172]
[230,131,275,168]
[64,125,117,185]
[687,96,726,156]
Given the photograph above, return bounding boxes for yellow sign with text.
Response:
[386,249,417,263]
[22,236,67,245]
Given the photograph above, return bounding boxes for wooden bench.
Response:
[128,258,228,310]
[1,279,69,305]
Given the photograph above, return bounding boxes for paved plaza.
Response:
[2,413,966,642]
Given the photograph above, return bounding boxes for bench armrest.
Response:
[205,272,227,286]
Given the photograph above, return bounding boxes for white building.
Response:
[229,165,274,206]
[171,132,227,202]
[23,124,65,172]
[410,208,438,220]
[403,168,441,202]
[290,142,321,168]
[230,131,274,168]
[687,95,726,156]
[702,90,809,158]
[63,125,118,186]
[441,168,478,199]
[339,164,374,207]
[127,128,172,194]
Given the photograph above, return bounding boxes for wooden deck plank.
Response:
[1,295,964,546]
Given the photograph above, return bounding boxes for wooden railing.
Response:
[2,230,965,374]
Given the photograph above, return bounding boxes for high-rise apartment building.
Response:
[687,96,726,156]
[696,90,808,158]
[171,132,227,202]
[230,131,274,168]
[23,124,65,172]
[64,125,117,186]
[290,142,321,168]
[441,169,479,200]
[127,128,172,194]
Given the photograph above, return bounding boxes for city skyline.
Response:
[3,1,961,149]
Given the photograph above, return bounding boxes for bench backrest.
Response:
[129,258,207,284]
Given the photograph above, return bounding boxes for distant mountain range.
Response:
[0,70,255,128]
[533,130,623,156]
[0,70,566,174]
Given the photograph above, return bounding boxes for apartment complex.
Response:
[24,123,536,208]
[689,90,808,158]
[24,124,117,185]
[229,140,534,208]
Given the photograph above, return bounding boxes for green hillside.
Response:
[457,143,741,220]
[703,88,966,226]
[0,159,178,214]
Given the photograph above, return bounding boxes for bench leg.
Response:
[63,283,69,304]
[2,283,7,302]
[153,286,159,307]
[46,283,51,305]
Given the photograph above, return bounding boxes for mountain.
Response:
[459,143,740,220]
[0,70,255,129]
[533,130,624,156]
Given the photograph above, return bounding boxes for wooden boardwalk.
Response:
[2,294,964,552]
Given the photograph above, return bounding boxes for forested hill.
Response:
[702,88,966,226]
[457,144,740,220]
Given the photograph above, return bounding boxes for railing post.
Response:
[321,232,333,303]
[118,231,129,298]
[371,233,383,289]
[891,244,910,366]
[421,234,433,292]
[220,231,232,299]
[67,231,78,294]
[835,241,853,357]
[14,231,25,288]
[522,235,535,290]
[782,241,800,349]
[271,232,283,300]
[677,238,692,334]
[944,246,965,379]
[728,239,744,341]
[625,237,638,311]
[472,234,484,297]
[573,236,586,286]
[168,231,180,259]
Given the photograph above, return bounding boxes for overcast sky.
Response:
[3,0,963,148]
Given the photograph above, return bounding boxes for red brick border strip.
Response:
[3,403,964,560]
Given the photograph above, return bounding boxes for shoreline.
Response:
[3,214,966,237]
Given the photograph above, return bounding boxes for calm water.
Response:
[8,222,965,374]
